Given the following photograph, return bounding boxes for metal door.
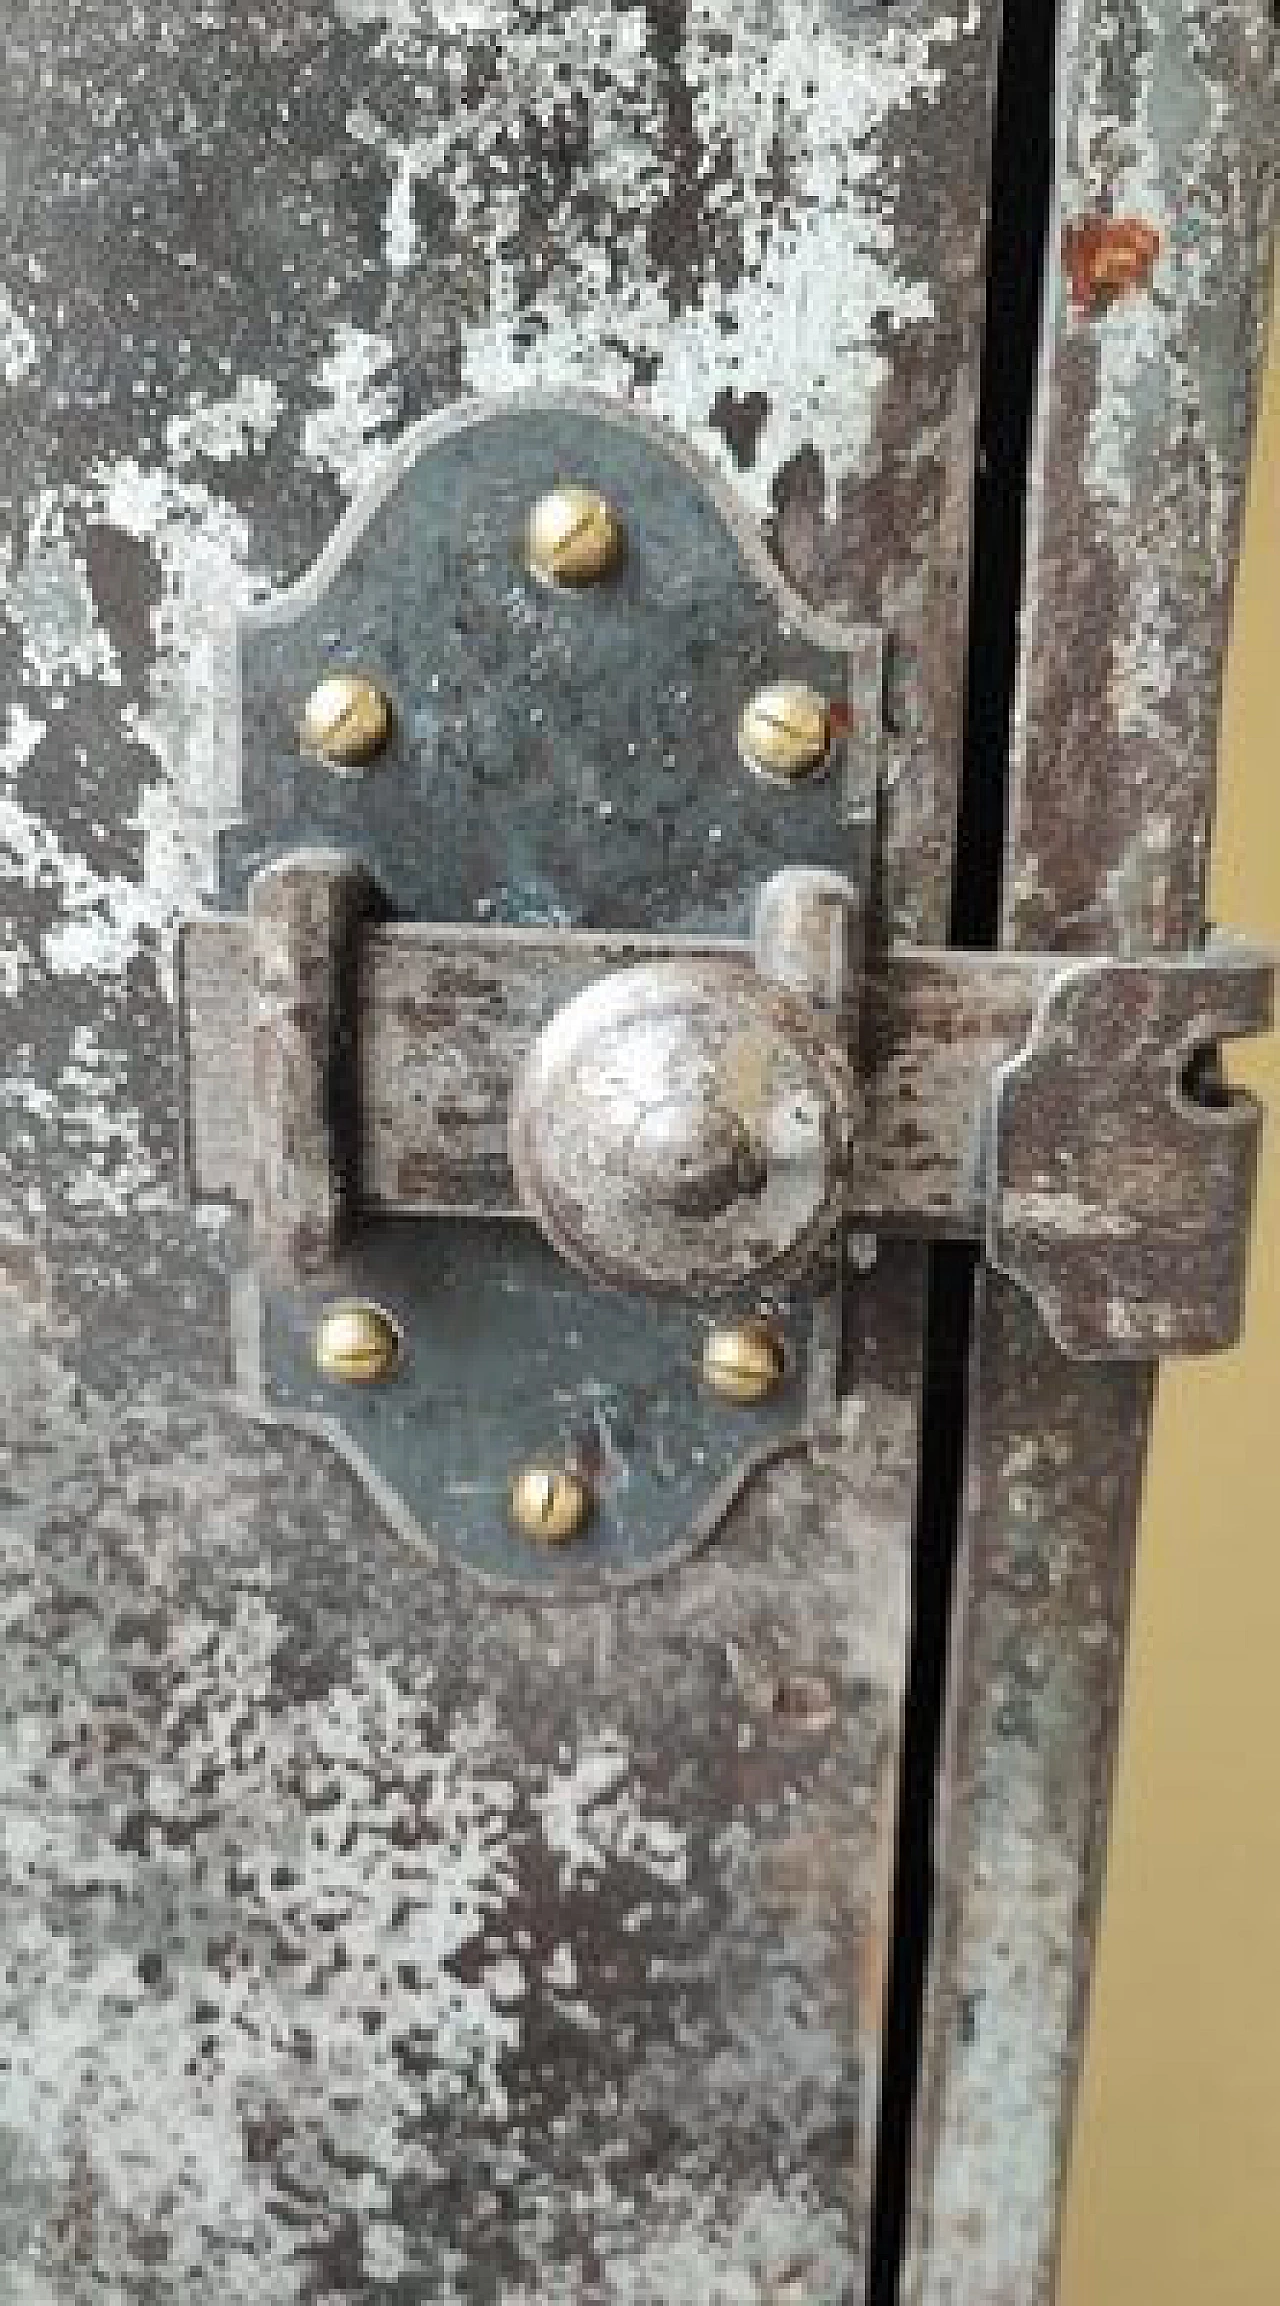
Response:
[1,4,1272,2301]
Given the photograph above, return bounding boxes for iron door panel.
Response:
[3,3,996,2300]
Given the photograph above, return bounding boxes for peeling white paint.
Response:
[485,1953,527,2006]
[332,0,435,40]
[0,701,47,778]
[55,1031,167,1218]
[0,1629,527,2288]
[165,377,283,466]
[301,326,401,497]
[535,1736,690,1894]
[8,531,120,690]
[0,782,155,981]
[341,0,950,516]
[544,1940,576,1992]
[0,1080,56,1125]
[0,452,267,1007]
[347,104,444,276]
[1109,557,1181,750]
[0,1561,848,2298]
[495,2171,857,2304]
[1071,3,1180,530]
[94,458,267,994]
[0,943,31,999]
[0,284,40,385]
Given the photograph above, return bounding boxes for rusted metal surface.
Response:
[1060,215,1162,317]
[0,1,1005,2294]
[903,0,1277,2298]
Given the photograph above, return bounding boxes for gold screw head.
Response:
[312,1300,402,1384]
[702,1318,787,1405]
[525,485,625,587]
[509,1464,593,1545]
[300,672,392,769]
[737,680,831,782]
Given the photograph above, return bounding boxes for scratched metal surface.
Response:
[903,1,1276,2301]
[0,3,1004,2298]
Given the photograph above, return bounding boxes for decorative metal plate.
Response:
[220,394,882,931]
[234,1219,814,1595]
[198,395,880,1585]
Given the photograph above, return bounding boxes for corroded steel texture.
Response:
[0,2,1004,2295]
[904,0,1277,2298]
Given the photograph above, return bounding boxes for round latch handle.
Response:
[509,875,859,1298]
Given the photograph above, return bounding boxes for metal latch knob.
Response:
[510,870,856,1297]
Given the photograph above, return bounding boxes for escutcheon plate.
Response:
[236,1218,813,1595]
[198,396,880,1584]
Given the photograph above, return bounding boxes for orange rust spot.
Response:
[1062,215,1161,316]
[827,698,853,739]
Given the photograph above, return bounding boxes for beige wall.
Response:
[1057,284,1280,2303]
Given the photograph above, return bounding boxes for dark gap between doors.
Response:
[865,2,1058,2297]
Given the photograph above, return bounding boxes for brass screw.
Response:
[300,672,392,769]
[702,1318,786,1405]
[737,680,831,782]
[525,485,625,588]
[509,1465,593,1545]
[313,1300,402,1384]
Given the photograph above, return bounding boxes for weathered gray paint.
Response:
[4,0,1268,2295]
[0,1,1005,2296]
[903,0,1276,2299]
